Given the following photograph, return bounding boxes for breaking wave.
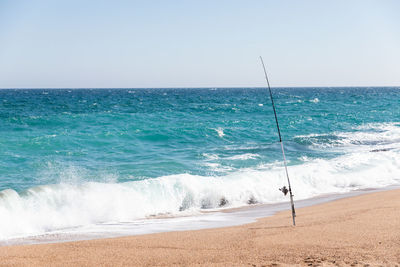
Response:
[0,122,399,240]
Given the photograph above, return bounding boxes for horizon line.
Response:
[0,85,399,90]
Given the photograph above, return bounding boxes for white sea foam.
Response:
[310,98,319,103]
[0,123,399,240]
[203,162,233,172]
[202,153,220,160]
[226,153,260,160]
[0,148,399,240]
[296,122,400,151]
[215,127,225,137]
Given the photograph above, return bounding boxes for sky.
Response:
[0,0,399,88]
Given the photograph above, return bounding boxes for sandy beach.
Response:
[0,189,399,266]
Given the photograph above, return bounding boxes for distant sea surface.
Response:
[0,87,399,240]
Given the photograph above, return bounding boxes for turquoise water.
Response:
[0,87,399,239]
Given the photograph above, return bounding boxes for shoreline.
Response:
[2,185,398,247]
[0,188,399,265]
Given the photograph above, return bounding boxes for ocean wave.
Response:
[0,145,399,240]
[295,122,400,150]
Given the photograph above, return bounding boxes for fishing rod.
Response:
[259,56,296,226]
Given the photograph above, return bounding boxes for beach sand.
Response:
[0,189,399,266]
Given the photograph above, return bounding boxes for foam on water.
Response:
[215,127,225,137]
[0,123,399,240]
[226,153,260,160]
[297,123,400,150]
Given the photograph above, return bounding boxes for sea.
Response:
[0,87,399,242]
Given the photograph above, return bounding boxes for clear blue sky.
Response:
[0,0,399,88]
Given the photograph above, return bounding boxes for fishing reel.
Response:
[279,186,288,196]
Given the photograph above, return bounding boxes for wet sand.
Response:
[0,189,399,266]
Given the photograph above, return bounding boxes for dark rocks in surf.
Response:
[200,196,229,209]
[370,148,391,152]
[247,195,258,204]
[219,197,229,207]
[179,193,194,211]
[201,198,212,209]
